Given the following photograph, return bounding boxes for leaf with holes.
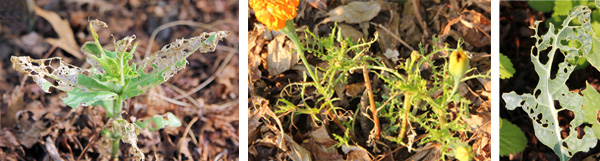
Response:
[502,6,598,161]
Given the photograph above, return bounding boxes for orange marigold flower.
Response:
[250,0,299,31]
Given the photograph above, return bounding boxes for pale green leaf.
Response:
[135,112,181,131]
[502,6,597,161]
[582,82,600,139]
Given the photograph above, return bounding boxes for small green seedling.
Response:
[11,20,229,160]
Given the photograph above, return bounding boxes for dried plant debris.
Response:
[10,56,84,93]
[147,30,230,82]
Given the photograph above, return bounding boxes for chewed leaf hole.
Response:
[554,100,562,110]
[597,109,600,123]
[558,110,574,137]
[534,89,541,98]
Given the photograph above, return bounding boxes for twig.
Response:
[363,65,380,139]
[76,134,97,161]
[174,45,237,100]
[411,0,429,36]
[377,133,428,161]
[178,117,199,161]
[157,94,190,107]
[371,23,415,51]
[164,83,202,108]
[42,45,57,59]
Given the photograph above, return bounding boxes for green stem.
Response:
[279,20,323,91]
[399,94,413,142]
[111,137,119,160]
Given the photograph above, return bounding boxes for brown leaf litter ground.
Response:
[249,0,490,160]
[0,0,239,160]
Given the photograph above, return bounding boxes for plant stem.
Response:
[279,20,322,91]
[399,94,413,142]
[279,20,347,130]
[111,137,119,160]
[363,65,380,139]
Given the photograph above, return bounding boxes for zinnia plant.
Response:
[11,20,229,160]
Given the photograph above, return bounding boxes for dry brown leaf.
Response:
[248,27,266,84]
[337,24,364,42]
[33,5,83,59]
[302,126,343,160]
[44,137,63,161]
[266,34,299,76]
[284,134,312,161]
[0,130,22,153]
[399,1,422,46]
[326,1,381,24]
[14,32,49,57]
[342,145,372,161]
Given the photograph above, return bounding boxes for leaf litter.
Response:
[0,0,238,160]
[249,0,490,160]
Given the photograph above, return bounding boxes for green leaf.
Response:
[81,42,101,55]
[135,112,181,131]
[502,6,597,161]
[62,90,117,108]
[77,74,112,91]
[93,99,115,118]
[588,37,600,71]
[582,83,600,139]
[499,53,515,79]
[527,0,555,13]
[499,118,527,157]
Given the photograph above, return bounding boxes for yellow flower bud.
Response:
[449,49,470,82]
[454,144,473,161]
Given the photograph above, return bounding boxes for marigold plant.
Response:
[249,0,299,30]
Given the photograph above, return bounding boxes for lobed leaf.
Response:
[499,53,515,79]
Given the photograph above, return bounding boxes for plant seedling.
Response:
[11,20,229,160]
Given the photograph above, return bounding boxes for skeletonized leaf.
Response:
[11,56,84,93]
